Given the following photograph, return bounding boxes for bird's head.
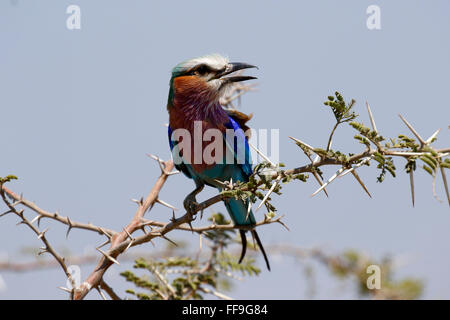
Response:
[167,54,257,108]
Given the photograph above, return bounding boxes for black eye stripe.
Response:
[186,64,213,76]
[197,65,208,74]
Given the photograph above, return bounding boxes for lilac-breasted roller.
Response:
[167,54,270,270]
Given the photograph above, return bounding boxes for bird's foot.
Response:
[183,195,200,215]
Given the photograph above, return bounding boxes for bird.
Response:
[166,54,270,270]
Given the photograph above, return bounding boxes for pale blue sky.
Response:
[1,0,449,299]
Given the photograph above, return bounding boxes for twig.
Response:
[0,186,116,236]
[73,160,175,300]
[0,186,76,296]
[199,287,233,300]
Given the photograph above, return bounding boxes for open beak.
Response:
[214,62,258,83]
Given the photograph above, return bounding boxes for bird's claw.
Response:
[183,196,200,215]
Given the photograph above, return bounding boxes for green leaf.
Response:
[420,155,437,171]
[423,165,434,176]
[0,175,18,184]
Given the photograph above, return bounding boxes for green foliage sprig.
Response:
[120,213,260,300]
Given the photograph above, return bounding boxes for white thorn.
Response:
[156,198,178,211]
[311,167,345,197]
[57,286,72,294]
[96,248,120,265]
[409,170,415,207]
[366,101,378,133]
[125,239,134,252]
[249,142,276,167]
[311,171,329,197]
[123,228,134,242]
[29,214,42,225]
[256,176,282,212]
[96,239,110,249]
[339,157,372,178]
[440,166,450,207]
[37,228,49,240]
[398,114,426,146]
[351,170,372,198]
[288,136,315,152]
[426,128,441,144]
[245,200,252,221]
[97,287,107,300]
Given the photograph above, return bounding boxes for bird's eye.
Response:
[194,65,209,76]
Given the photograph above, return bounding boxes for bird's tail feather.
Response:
[252,229,271,271]
[224,198,270,271]
[238,230,247,264]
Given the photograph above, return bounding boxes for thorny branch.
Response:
[0,179,77,298]
[0,89,449,299]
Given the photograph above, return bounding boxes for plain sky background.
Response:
[1,0,449,299]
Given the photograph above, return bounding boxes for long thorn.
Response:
[311,171,329,197]
[248,142,276,167]
[99,227,112,240]
[29,214,42,225]
[366,101,378,133]
[188,220,194,233]
[123,228,133,240]
[160,234,178,246]
[292,136,329,196]
[340,157,372,178]
[398,114,426,146]
[276,217,290,231]
[147,153,165,164]
[256,176,281,212]
[409,170,415,207]
[125,239,134,252]
[311,168,345,197]
[96,248,120,265]
[426,128,441,144]
[156,198,178,211]
[147,154,167,174]
[96,239,110,249]
[96,287,107,300]
[57,286,73,294]
[351,170,372,198]
[288,136,316,153]
[440,166,450,207]
[246,200,252,221]
[66,217,73,239]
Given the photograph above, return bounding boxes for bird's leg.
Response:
[183,181,204,215]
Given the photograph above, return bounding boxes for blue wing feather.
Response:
[223,115,253,178]
[168,115,252,182]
